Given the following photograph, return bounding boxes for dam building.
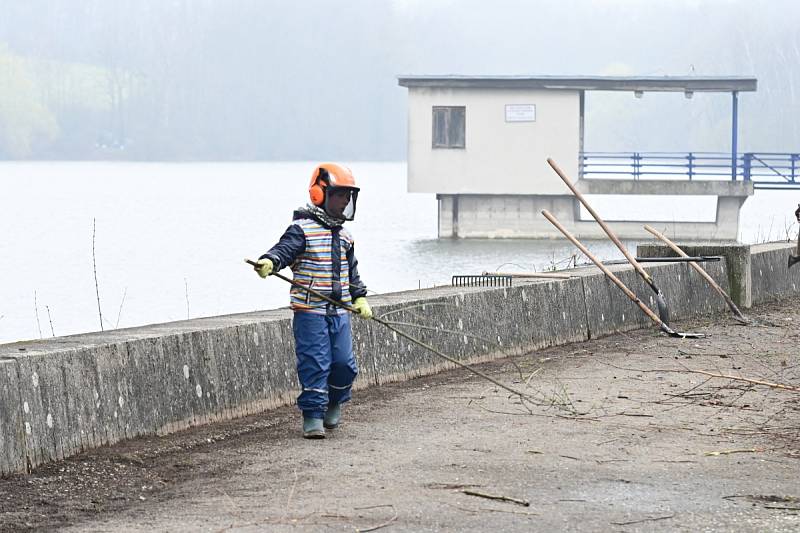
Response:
[397,75,763,240]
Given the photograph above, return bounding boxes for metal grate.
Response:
[451,275,513,288]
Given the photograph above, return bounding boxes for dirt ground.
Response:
[1,298,799,532]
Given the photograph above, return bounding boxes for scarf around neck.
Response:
[298,203,345,229]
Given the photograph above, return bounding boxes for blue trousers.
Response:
[292,311,358,419]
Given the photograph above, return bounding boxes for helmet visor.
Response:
[324,187,359,221]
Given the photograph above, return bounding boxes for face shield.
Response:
[324,186,359,221]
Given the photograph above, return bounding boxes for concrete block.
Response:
[122,336,171,441]
[15,350,74,470]
[0,360,25,475]
[581,268,652,338]
[251,319,300,409]
[56,347,110,459]
[750,242,800,304]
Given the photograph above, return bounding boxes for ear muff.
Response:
[309,169,328,206]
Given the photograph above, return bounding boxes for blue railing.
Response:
[580,152,800,189]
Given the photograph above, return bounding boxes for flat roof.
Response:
[397,75,757,92]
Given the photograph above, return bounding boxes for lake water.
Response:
[1,161,798,345]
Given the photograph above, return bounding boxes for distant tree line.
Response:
[0,0,797,161]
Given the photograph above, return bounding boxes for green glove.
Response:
[254,258,274,278]
[352,297,373,319]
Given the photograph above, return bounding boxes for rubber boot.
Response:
[302,417,325,439]
[323,403,341,429]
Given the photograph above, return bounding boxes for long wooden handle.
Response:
[245,258,362,314]
[541,210,666,329]
[643,225,747,322]
[546,158,651,283]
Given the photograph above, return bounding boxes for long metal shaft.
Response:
[244,259,534,401]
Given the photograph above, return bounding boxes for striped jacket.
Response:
[260,210,367,315]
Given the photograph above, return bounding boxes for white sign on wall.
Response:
[505,104,536,122]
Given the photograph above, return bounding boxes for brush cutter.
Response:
[547,158,671,325]
[541,211,704,339]
[244,259,533,401]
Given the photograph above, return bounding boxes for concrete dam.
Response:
[0,241,797,475]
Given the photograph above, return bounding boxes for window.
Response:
[432,106,465,149]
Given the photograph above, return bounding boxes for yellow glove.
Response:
[254,258,274,278]
[352,297,373,319]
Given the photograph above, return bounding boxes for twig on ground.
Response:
[462,489,530,507]
[600,361,800,393]
[764,505,800,510]
[611,514,674,526]
[354,505,397,532]
[282,469,298,523]
[459,505,538,516]
[213,488,245,532]
[353,504,395,510]
[704,448,762,456]
[425,483,483,490]
[683,368,799,393]
[678,349,729,358]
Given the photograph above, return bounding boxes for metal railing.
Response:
[580,152,800,189]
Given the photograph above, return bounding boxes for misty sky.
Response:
[0,0,797,160]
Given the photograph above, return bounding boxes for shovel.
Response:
[542,211,703,338]
[644,225,748,324]
[547,158,671,325]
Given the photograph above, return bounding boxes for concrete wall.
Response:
[750,242,800,304]
[1,244,797,475]
[407,87,580,195]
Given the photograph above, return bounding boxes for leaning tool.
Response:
[644,225,748,324]
[541,211,704,339]
[789,204,800,269]
[547,158,671,325]
[244,259,534,402]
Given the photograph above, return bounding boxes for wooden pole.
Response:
[540,211,667,330]
[643,225,748,323]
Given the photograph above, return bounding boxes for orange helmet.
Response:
[308,163,360,220]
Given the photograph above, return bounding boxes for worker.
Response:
[252,163,372,438]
